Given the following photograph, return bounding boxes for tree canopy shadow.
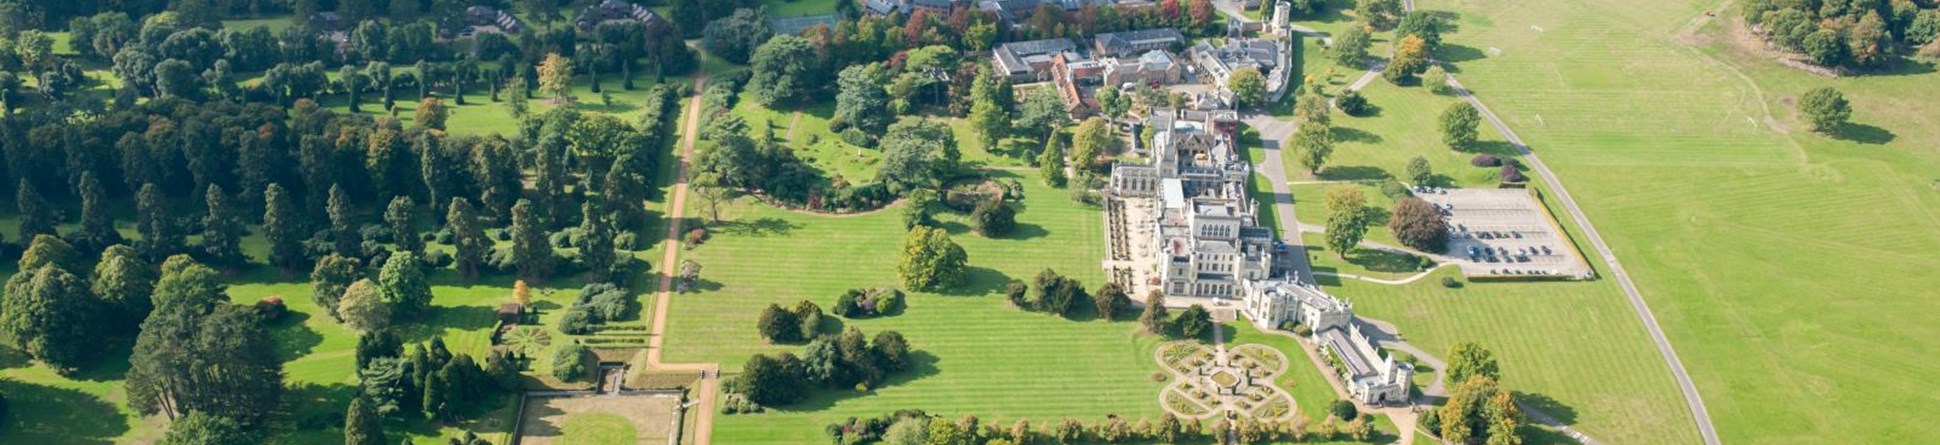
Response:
[397,305,499,343]
[937,266,1011,297]
[1859,58,1936,77]
[1514,391,1580,425]
[710,217,801,237]
[1830,122,1895,145]
[1317,166,1393,182]
[993,222,1050,240]
[1436,43,1488,66]
[1332,126,1384,144]
[1466,140,1522,157]
[0,379,128,444]
[1345,247,1426,274]
[272,383,360,433]
[266,310,324,363]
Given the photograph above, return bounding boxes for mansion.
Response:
[1105,108,1413,406]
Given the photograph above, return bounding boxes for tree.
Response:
[448,199,487,279]
[898,227,969,291]
[16,179,56,241]
[93,245,156,333]
[327,185,362,258]
[264,184,307,270]
[510,199,555,280]
[156,412,256,445]
[415,97,447,130]
[1385,35,1428,85]
[552,344,588,380]
[876,118,963,195]
[1357,0,1403,29]
[378,251,432,318]
[1423,64,1451,94]
[1439,375,1523,444]
[538,53,574,103]
[338,279,392,334]
[970,199,1017,237]
[749,35,824,107]
[579,203,617,281]
[75,172,124,250]
[1406,156,1434,186]
[1293,121,1335,175]
[0,264,99,372]
[1325,210,1370,259]
[836,63,894,134]
[1140,290,1171,334]
[1447,342,1501,384]
[1440,102,1480,151]
[345,396,386,445]
[127,261,283,423]
[1228,67,1268,107]
[201,185,246,267]
[1335,89,1370,116]
[1096,86,1131,120]
[1324,186,1369,218]
[138,183,186,261]
[736,352,807,405]
[1015,90,1071,140]
[704,8,773,65]
[968,81,1012,149]
[1094,283,1131,319]
[903,189,938,229]
[1070,117,1119,172]
[1388,197,1450,252]
[1039,134,1067,187]
[385,197,422,253]
[1395,11,1444,50]
[758,304,802,343]
[1799,87,1851,132]
[1176,304,1213,339]
[1331,26,1372,66]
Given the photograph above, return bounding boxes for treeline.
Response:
[1001,269,1214,341]
[1744,0,1940,69]
[0,82,681,280]
[825,410,1382,445]
[726,327,914,411]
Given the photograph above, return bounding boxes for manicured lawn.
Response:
[763,0,842,17]
[1296,81,1518,187]
[1430,0,1940,442]
[662,169,1183,443]
[560,413,638,445]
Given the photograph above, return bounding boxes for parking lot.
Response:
[1415,188,1592,280]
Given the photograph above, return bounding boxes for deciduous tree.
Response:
[338,279,392,334]
[1439,102,1480,151]
[898,226,968,291]
[1799,87,1851,132]
[378,251,431,318]
[1388,197,1450,252]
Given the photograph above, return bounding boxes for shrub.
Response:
[576,283,633,322]
[420,249,453,268]
[1499,164,1527,183]
[840,128,876,147]
[1470,154,1501,167]
[558,307,595,335]
[970,198,1017,237]
[684,227,708,246]
[1379,180,1412,200]
[1440,276,1460,288]
[833,288,906,318]
[550,344,588,381]
[1005,281,1028,307]
[1335,90,1370,116]
[1331,400,1360,420]
[255,296,288,321]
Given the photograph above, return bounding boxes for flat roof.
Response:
[1162,178,1186,209]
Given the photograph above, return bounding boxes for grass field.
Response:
[659,169,1188,443]
[1408,0,1940,442]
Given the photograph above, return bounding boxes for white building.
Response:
[1109,110,1272,299]
[1241,280,1413,405]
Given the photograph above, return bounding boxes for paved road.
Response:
[1444,75,1720,445]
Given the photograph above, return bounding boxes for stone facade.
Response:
[1241,280,1413,405]
[1109,110,1272,299]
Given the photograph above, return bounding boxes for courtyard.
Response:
[515,392,685,445]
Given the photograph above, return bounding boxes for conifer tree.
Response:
[328,184,363,258]
[264,184,307,270]
[1039,135,1066,187]
[76,172,124,250]
[344,396,386,445]
[17,179,57,241]
[447,199,487,279]
[202,184,247,267]
[137,183,185,261]
[385,196,422,253]
[578,203,615,282]
[1140,290,1171,334]
[509,199,553,280]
